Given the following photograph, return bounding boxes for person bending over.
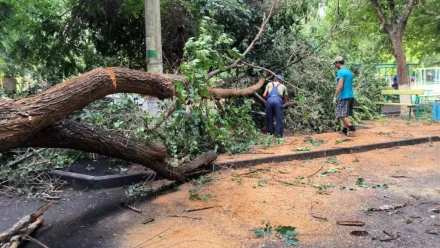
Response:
[263,75,288,137]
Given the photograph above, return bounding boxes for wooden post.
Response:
[145,0,163,73]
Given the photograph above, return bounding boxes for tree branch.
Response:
[399,0,416,30]
[4,148,48,169]
[241,0,277,57]
[206,0,277,79]
[240,62,313,97]
[148,99,177,131]
[370,0,392,32]
[0,202,53,244]
[209,78,266,98]
[251,92,266,107]
[278,25,338,72]
[387,0,397,25]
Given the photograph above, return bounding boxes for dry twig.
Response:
[271,175,305,187]
[25,236,50,248]
[236,168,270,176]
[307,163,324,178]
[380,230,400,242]
[168,215,202,220]
[4,149,48,168]
[308,201,328,221]
[121,202,142,213]
[187,206,218,213]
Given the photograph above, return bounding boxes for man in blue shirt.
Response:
[333,56,356,136]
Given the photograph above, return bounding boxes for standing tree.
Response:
[370,0,416,88]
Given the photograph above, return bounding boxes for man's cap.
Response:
[333,56,344,63]
[275,75,284,80]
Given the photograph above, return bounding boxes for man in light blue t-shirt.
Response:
[333,56,356,136]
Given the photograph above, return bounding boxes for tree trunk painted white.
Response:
[391,34,411,115]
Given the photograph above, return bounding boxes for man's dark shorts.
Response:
[336,98,354,118]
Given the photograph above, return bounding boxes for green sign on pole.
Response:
[147,50,158,59]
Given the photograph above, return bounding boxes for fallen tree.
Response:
[0,0,280,181]
[0,68,267,180]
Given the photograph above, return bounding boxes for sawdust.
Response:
[217,119,440,163]
[124,136,440,247]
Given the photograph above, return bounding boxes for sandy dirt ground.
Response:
[124,142,440,247]
[2,118,440,248]
[217,119,440,163]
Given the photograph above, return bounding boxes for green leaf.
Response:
[296,146,310,151]
[253,228,265,238]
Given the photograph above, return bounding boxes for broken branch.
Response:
[148,99,177,131]
[271,175,305,187]
[3,148,48,168]
[241,62,314,97]
[0,202,53,244]
[336,221,365,226]
[25,236,50,248]
[380,230,400,242]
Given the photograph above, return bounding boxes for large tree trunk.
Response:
[370,0,416,115]
[391,33,411,113]
[0,67,175,151]
[391,33,409,87]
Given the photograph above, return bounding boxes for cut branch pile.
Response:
[0,202,53,248]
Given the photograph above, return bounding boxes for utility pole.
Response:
[145,0,163,73]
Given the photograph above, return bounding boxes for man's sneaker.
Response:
[341,127,348,135]
[347,126,357,136]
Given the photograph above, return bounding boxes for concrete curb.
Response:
[212,136,440,170]
[53,136,440,190]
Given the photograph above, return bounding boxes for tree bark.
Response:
[209,78,265,98]
[391,33,409,86]
[174,151,217,175]
[0,67,175,151]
